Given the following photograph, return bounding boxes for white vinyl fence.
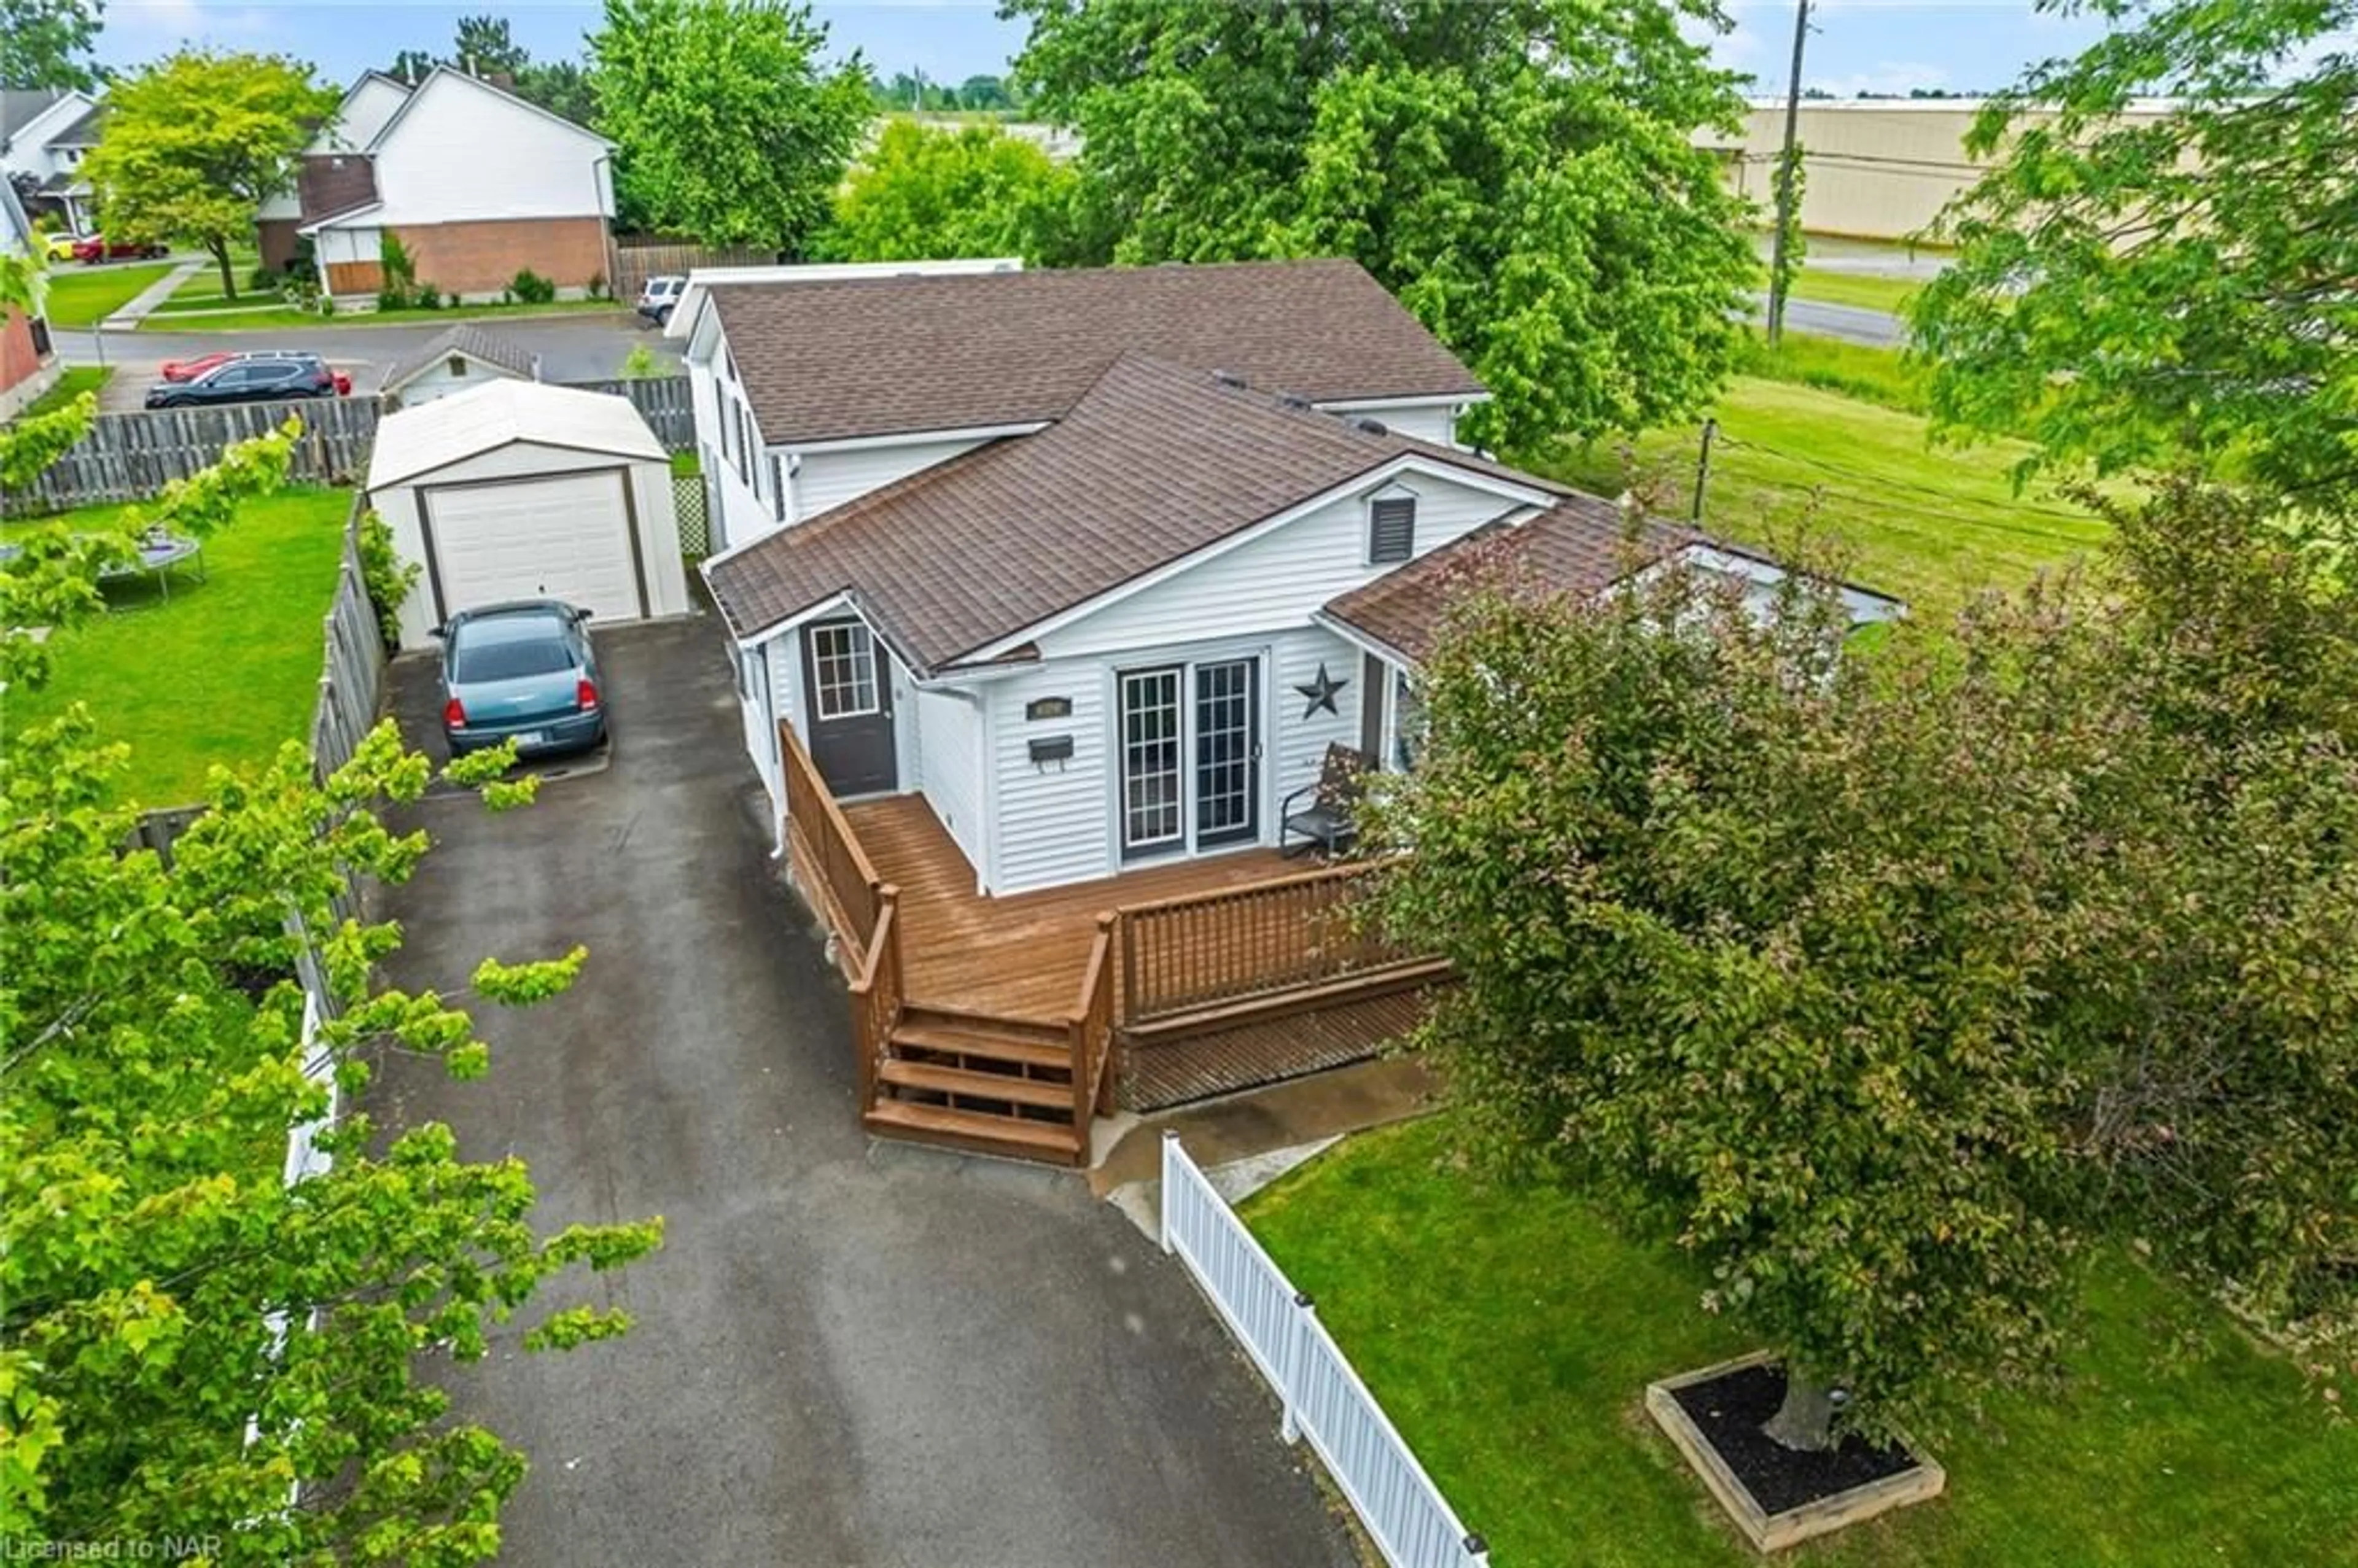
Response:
[1159,1133,1490,1568]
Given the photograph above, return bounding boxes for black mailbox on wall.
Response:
[1029,734,1075,767]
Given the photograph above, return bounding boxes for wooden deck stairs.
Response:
[864,1005,1088,1165]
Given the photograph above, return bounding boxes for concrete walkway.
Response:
[98,258,203,332]
[372,618,1358,1568]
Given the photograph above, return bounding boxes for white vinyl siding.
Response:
[792,436,992,521]
[1272,627,1364,804]
[362,72,610,226]
[915,689,986,875]
[988,664,1113,894]
[1037,471,1520,662]
[1336,402,1457,446]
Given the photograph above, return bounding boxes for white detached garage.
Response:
[367,379,691,651]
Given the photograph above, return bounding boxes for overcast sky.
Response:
[95,0,2119,102]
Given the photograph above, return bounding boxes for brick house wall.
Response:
[259,219,303,273]
[2,308,45,393]
[396,217,608,298]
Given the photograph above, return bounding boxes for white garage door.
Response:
[425,470,644,623]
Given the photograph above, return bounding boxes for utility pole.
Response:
[1764,0,1811,349]
[1692,417,1717,524]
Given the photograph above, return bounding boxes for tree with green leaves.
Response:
[389,47,438,85]
[1008,0,1756,454]
[515,58,597,130]
[453,14,528,77]
[1911,0,2358,544]
[0,267,662,1560]
[1368,486,2358,1451]
[821,120,1095,268]
[0,0,103,91]
[78,50,337,302]
[588,0,869,252]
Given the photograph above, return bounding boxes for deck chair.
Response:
[1280,743,1372,859]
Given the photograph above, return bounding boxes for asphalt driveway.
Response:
[372,615,1355,1567]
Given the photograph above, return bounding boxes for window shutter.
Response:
[1369,496,1416,563]
[771,453,788,521]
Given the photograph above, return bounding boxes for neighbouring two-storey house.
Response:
[257,68,613,309]
[0,175,58,419]
[677,258,1901,1163]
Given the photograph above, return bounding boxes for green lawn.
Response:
[1787,270,1923,316]
[144,245,267,317]
[41,262,179,327]
[138,298,626,333]
[1531,376,2107,615]
[2,488,353,807]
[21,365,111,417]
[1247,1117,2358,1568]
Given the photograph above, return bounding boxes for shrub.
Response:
[508,268,556,305]
[375,288,407,312]
[586,271,607,300]
[411,281,443,310]
[378,230,417,291]
[618,344,661,380]
[355,510,420,652]
[446,291,461,309]
[246,265,280,292]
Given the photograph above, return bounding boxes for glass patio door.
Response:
[1119,667,1185,859]
[1193,658,1259,848]
[1118,656,1263,859]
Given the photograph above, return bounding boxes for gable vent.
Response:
[1347,415,1390,437]
[1369,495,1416,564]
[1212,370,1247,389]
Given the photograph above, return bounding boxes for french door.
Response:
[1118,656,1261,860]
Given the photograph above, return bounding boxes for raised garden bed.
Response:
[1646,1351,1945,1552]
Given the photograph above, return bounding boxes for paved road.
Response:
[1746,293,1904,347]
[371,617,1356,1568]
[55,312,678,407]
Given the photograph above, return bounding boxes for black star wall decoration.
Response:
[1295,662,1348,720]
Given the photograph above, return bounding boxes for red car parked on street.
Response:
[72,234,170,263]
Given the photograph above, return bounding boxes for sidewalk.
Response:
[98,258,203,332]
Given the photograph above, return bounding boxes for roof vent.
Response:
[1277,392,1312,411]
[1347,415,1390,437]
[1212,370,1246,390]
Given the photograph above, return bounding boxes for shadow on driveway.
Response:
[371,615,1358,1567]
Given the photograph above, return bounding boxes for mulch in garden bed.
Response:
[1670,1362,1920,1516]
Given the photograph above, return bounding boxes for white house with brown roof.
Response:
[257,68,612,308]
[691,259,1902,901]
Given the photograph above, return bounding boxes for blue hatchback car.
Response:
[437,601,607,758]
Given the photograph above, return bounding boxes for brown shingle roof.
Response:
[704,354,1555,667]
[381,324,539,395]
[706,258,1487,446]
[1321,498,1697,664]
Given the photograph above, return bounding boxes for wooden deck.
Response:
[844,795,1298,1023]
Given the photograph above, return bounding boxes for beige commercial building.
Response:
[1700,98,2181,243]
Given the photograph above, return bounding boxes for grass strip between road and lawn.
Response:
[39,262,180,327]
[138,298,630,333]
[1786,269,1924,316]
[0,487,354,808]
[1245,1116,2358,1568]
[21,365,111,418]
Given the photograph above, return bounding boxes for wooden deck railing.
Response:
[1116,860,1437,1027]
[849,888,903,1112]
[780,720,884,952]
[1068,914,1118,1133]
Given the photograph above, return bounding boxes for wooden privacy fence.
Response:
[1116,861,1438,1027]
[311,493,387,780]
[605,239,777,298]
[3,397,380,515]
[556,375,695,453]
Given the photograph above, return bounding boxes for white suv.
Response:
[636,275,686,327]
